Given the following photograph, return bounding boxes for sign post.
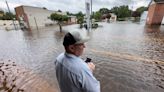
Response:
[85,0,91,34]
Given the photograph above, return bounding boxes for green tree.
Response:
[119,6,131,18]
[2,12,15,20]
[66,11,73,16]
[66,11,84,24]
[99,8,110,14]
[75,11,84,17]
[93,11,102,21]
[0,10,4,20]
[77,17,84,24]
[110,5,131,20]
[75,11,84,24]
[50,13,68,32]
[136,6,147,16]
[110,6,119,16]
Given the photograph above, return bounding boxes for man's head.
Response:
[63,31,89,56]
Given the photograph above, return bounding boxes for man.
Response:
[55,30,100,92]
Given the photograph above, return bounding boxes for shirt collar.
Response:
[65,52,78,58]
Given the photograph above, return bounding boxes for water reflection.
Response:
[144,25,161,33]
[0,22,164,92]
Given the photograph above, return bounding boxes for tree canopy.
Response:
[0,12,15,20]
[50,13,68,32]
[93,11,102,21]
[92,6,131,21]
[110,5,131,18]
[50,13,68,22]
[99,8,110,14]
[136,6,147,16]
[74,12,84,24]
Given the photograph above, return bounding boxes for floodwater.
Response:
[0,22,164,92]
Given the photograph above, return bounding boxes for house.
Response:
[15,5,67,30]
[102,13,117,22]
[109,13,117,22]
[67,16,77,24]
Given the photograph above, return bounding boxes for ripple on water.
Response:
[85,49,164,92]
[0,59,59,92]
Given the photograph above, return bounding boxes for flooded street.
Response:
[0,22,164,92]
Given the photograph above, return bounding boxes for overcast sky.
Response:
[0,0,151,13]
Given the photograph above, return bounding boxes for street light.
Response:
[5,0,17,30]
[91,0,92,27]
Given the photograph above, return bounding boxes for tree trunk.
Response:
[58,22,62,33]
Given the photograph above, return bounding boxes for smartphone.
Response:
[85,58,92,63]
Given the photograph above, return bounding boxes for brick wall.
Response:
[146,3,164,25]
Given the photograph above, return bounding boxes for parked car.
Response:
[80,22,98,29]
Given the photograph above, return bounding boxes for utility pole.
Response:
[5,0,17,30]
[85,0,91,33]
[34,17,39,31]
[85,0,93,35]
[91,0,92,26]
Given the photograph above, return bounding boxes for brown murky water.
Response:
[0,22,164,92]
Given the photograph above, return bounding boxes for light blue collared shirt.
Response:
[55,52,100,92]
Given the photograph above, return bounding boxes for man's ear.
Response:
[69,45,75,52]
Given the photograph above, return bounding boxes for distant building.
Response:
[15,5,67,30]
[102,13,117,22]
[109,13,117,22]
[67,16,77,24]
[140,11,148,22]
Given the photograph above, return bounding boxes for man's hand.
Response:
[87,62,95,72]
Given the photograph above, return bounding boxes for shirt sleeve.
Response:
[81,70,100,92]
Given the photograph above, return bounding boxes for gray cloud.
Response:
[0,0,151,13]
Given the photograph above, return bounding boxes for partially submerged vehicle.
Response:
[80,22,98,29]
